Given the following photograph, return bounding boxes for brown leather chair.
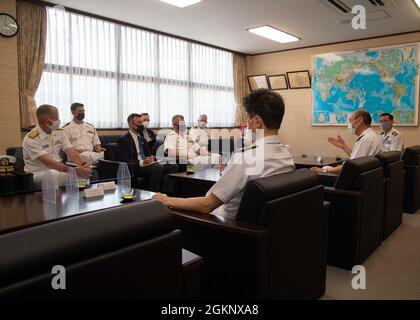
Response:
[401,146,420,214]
[0,201,184,299]
[320,156,384,270]
[375,152,404,239]
[174,169,328,299]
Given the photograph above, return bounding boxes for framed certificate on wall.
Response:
[286,70,311,89]
[268,74,288,90]
[247,74,269,91]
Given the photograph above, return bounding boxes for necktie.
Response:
[137,135,146,159]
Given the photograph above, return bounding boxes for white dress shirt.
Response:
[208,135,295,220]
[350,127,383,159]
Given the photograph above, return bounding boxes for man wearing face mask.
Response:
[138,113,157,153]
[379,113,404,152]
[63,102,104,165]
[189,114,209,148]
[22,104,92,187]
[164,115,218,166]
[154,90,295,220]
[311,109,383,175]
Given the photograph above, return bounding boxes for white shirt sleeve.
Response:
[390,134,404,152]
[208,153,248,204]
[93,128,101,146]
[22,138,48,160]
[164,134,176,151]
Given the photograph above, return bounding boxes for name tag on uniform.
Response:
[42,144,50,149]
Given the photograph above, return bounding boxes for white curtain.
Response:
[36,7,235,128]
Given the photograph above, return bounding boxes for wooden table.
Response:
[0,185,155,235]
[170,168,220,197]
[294,156,344,169]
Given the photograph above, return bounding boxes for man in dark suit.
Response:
[117,113,164,192]
[138,113,158,154]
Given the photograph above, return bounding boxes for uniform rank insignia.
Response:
[28,130,39,139]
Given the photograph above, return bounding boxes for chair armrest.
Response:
[324,186,362,197]
[173,210,270,237]
[317,173,338,186]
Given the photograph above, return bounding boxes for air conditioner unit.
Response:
[319,0,396,14]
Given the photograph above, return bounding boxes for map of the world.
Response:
[312,44,419,126]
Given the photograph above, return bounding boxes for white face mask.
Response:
[142,121,149,129]
[243,128,255,147]
[48,120,61,131]
[198,121,207,129]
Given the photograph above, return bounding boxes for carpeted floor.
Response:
[322,210,420,300]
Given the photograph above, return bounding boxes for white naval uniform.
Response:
[189,126,209,148]
[63,120,104,165]
[381,128,404,152]
[22,126,72,187]
[164,130,220,166]
[208,135,295,220]
[350,127,383,160]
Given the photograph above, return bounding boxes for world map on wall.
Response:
[312,44,419,126]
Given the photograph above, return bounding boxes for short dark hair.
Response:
[172,114,184,124]
[353,109,372,125]
[243,89,285,130]
[139,113,149,117]
[36,104,55,119]
[127,113,141,125]
[70,102,84,112]
[380,113,394,121]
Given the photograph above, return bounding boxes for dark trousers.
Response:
[161,164,178,195]
[135,162,164,192]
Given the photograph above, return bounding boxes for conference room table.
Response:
[0,185,155,235]
[170,155,345,197]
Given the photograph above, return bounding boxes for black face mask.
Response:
[136,125,144,133]
[76,112,85,121]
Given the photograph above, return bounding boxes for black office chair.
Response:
[175,169,328,299]
[375,152,404,239]
[401,146,420,214]
[0,200,184,299]
[322,156,384,269]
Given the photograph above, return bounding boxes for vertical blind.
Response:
[35,7,236,128]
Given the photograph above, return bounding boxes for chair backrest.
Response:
[376,151,403,177]
[104,143,118,161]
[401,146,420,166]
[236,169,322,225]
[99,135,121,148]
[0,200,182,299]
[334,156,382,190]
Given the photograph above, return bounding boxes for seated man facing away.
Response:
[22,105,92,187]
[311,109,383,175]
[164,114,220,167]
[154,89,295,220]
[189,114,209,148]
[117,113,167,192]
[63,102,104,165]
[380,112,404,152]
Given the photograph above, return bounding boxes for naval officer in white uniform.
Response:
[311,109,383,175]
[153,89,295,220]
[22,105,92,187]
[63,102,104,165]
[379,113,404,152]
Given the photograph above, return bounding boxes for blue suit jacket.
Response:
[117,132,152,167]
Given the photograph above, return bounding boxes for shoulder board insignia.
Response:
[63,122,70,127]
[88,130,94,134]
[392,131,398,136]
[380,132,384,135]
[57,128,63,131]
[28,130,39,139]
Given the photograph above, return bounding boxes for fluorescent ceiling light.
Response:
[248,26,300,44]
[414,0,420,9]
[160,0,202,8]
